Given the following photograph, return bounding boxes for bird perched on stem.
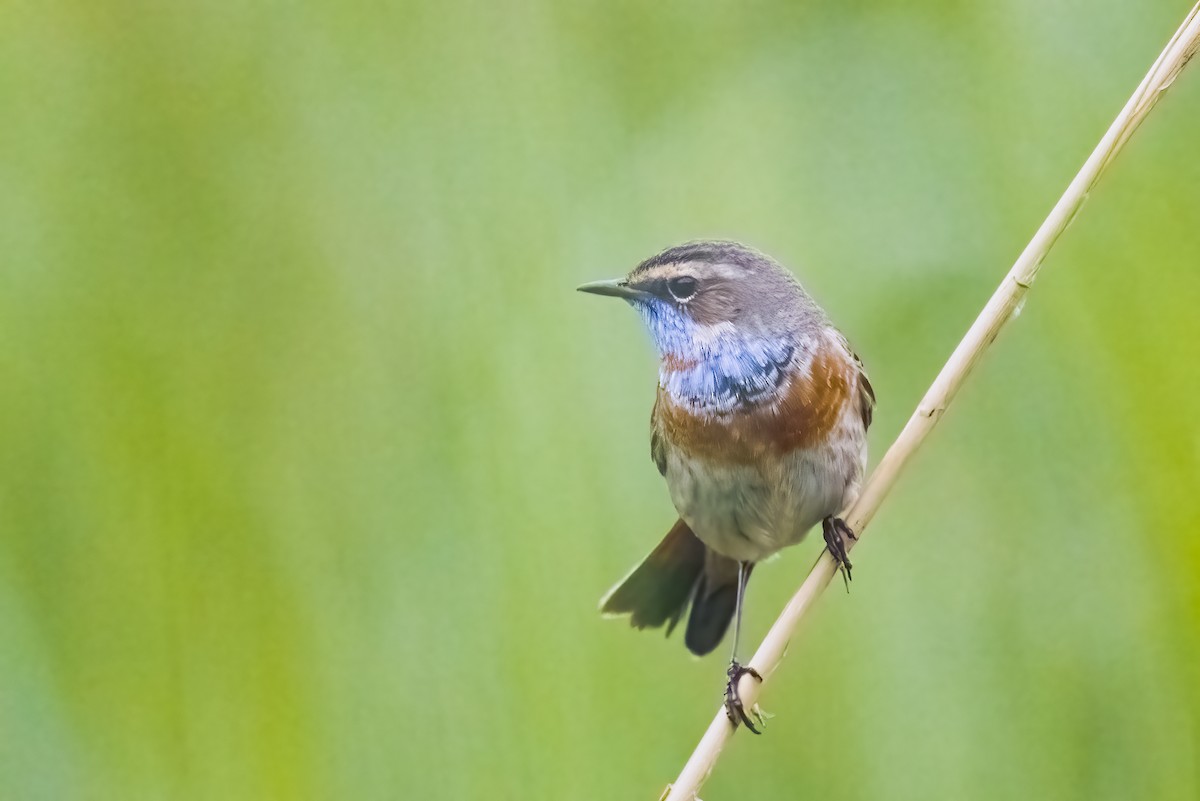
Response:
[579,241,874,732]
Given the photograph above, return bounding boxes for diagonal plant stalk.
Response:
[662,4,1200,799]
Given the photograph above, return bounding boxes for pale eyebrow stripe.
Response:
[635,261,741,284]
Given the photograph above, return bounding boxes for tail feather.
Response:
[684,554,745,656]
[600,519,705,633]
[600,520,749,655]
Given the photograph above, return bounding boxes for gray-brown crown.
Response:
[626,240,826,334]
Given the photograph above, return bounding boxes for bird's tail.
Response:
[599,519,746,656]
[685,552,745,657]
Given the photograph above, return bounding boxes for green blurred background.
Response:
[2,0,1199,798]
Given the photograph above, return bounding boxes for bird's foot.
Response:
[822,516,856,591]
[724,661,764,734]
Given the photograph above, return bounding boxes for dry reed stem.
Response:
[662,4,1200,799]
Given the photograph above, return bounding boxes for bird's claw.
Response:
[724,661,764,734]
[822,516,856,590]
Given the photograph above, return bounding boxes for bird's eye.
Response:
[667,276,698,301]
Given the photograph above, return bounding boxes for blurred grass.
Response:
[1,0,1199,799]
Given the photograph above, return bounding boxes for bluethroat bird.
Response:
[579,241,874,732]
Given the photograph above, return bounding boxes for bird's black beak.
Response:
[576,278,651,301]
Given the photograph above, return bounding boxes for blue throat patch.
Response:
[634,298,795,414]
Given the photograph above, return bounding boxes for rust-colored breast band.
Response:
[653,346,854,465]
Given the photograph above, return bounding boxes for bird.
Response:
[578,241,874,732]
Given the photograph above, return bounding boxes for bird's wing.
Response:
[856,359,875,430]
[833,331,876,430]
[650,395,668,476]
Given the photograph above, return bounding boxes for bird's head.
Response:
[578,241,823,361]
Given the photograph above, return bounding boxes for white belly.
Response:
[662,416,867,563]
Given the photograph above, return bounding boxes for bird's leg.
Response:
[724,560,763,734]
[822,516,857,590]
